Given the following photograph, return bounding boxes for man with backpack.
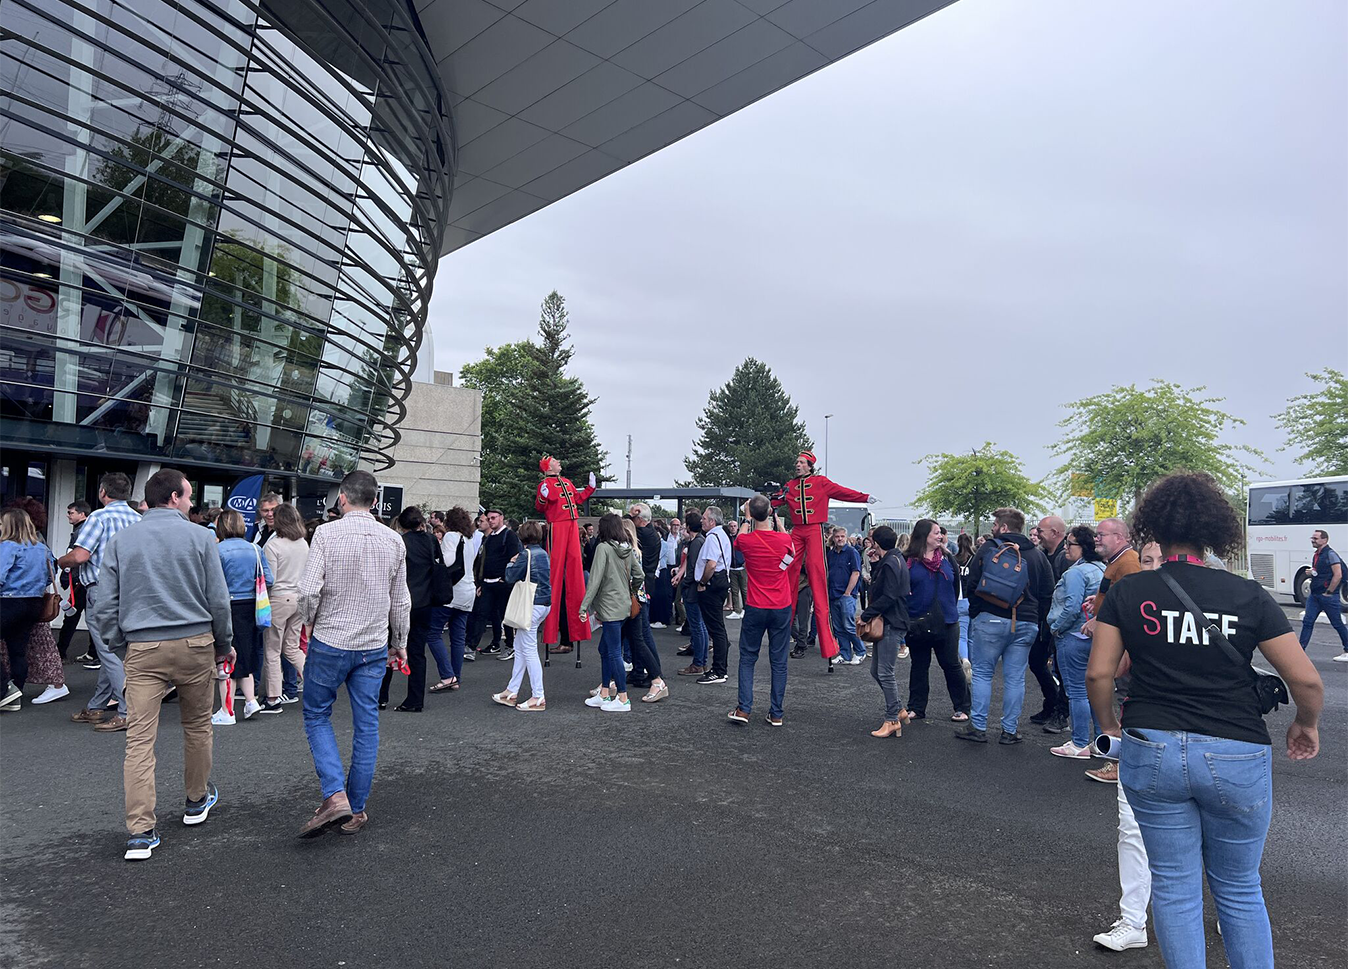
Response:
[956,507,1054,745]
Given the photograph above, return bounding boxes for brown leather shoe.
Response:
[71,708,107,724]
[339,811,368,835]
[94,715,128,732]
[870,720,901,738]
[677,664,706,676]
[298,792,353,838]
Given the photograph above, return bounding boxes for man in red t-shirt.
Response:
[727,495,796,727]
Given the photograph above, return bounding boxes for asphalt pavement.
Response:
[1,610,1344,969]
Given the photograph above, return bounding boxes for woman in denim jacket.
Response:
[1045,524,1105,758]
[215,510,273,723]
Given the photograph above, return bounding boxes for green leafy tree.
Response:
[1273,369,1348,476]
[1051,380,1264,509]
[461,291,608,518]
[914,443,1048,534]
[684,358,813,488]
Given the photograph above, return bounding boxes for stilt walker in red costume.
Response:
[772,451,876,660]
[535,455,596,647]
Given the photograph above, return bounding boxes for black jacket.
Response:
[481,528,521,581]
[635,521,662,576]
[403,530,437,610]
[966,532,1054,626]
[860,549,911,633]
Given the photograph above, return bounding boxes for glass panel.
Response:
[1248,487,1291,526]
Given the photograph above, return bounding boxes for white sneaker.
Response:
[242,700,261,720]
[584,694,607,708]
[33,684,70,704]
[649,622,666,629]
[623,661,633,672]
[1093,919,1147,951]
[212,709,236,726]
[1334,653,1348,663]
[1051,741,1093,759]
[898,646,910,659]
[728,612,743,620]
[600,697,631,713]
[845,655,862,666]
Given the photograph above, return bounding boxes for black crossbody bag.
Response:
[1158,571,1289,716]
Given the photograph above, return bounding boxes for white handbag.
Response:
[503,548,537,630]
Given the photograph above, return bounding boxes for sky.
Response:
[425,0,1348,519]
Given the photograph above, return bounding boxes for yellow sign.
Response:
[1070,473,1094,498]
[1094,498,1118,520]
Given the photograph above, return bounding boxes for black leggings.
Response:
[1,596,46,689]
[907,622,970,716]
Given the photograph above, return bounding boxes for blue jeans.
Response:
[282,656,299,696]
[829,595,866,660]
[426,605,459,678]
[1121,729,1274,969]
[957,598,970,661]
[83,584,126,716]
[598,619,626,693]
[968,612,1036,733]
[1300,592,1348,650]
[684,593,708,667]
[736,605,792,717]
[1054,632,1096,748]
[302,638,387,814]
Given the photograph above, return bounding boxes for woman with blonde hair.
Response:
[0,507,57,711]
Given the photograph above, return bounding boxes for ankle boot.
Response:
[870,720,901,738]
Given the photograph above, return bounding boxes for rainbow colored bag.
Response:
[252,545,272,628]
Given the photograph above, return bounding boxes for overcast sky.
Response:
[426,0,1347,518]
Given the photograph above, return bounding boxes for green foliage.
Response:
[684,358,813,489]
[1273,369,1348,476]
[1051,380,1265,509]
[460,291,608,519]
[914,443,1048,534]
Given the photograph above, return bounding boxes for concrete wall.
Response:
[369,371,482,514]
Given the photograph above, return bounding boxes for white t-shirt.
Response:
[695,525,731,578]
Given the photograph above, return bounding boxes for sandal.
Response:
[490,691,518,707]
[951,711,970,722]
[515,697,546,712]
[641,683,669,703]
[428,679,457,693]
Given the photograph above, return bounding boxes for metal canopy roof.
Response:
[416,0,957,254]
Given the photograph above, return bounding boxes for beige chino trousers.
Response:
[263,594,305,698]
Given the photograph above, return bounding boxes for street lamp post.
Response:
[824,413,834,474]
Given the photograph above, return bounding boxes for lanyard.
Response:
[1164,554,1205,566]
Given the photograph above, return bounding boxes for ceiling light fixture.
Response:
[37,214,62,224]
[33,271,53,278]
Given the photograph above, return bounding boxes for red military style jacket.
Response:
[535,475,594,524]
[771,473,869,527]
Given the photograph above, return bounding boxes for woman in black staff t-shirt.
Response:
[1087,472,1323,969]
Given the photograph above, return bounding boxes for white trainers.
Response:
[1051,741,1093,759]
[727,612,743,620]
[649,622,666,629]
[212,709,236,726]
[898,646,910,659]
[1093,919,1147,951]
[600,696,631,713]
[584,694,607,708]
[846,655,862,666]
[623,661,633,673]
[242,699,261,720]
[1334,653,1348,663]
[33,684,70,705]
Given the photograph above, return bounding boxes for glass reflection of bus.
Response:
[1246,476,1348,604]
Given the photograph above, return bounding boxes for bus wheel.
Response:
[1294,568,1311,604]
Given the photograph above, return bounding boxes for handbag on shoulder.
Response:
[504,549,537,630]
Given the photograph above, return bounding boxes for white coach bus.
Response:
[1247,476,1348,604]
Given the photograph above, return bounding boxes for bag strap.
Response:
[1157,569,1249,673]
[252,543,264,578]
[47,552,58,592]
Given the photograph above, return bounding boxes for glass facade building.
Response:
[1,0,453,490]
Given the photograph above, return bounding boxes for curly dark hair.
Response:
[443,506,474,537]
[1130,472,1243,557]
[1067,524,1102,562]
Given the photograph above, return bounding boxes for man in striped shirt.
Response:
[57,472,143,732]
[296,470,410,837]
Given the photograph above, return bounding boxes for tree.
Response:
[1051,380,1264,509]
[1273,369,1348,476]
[460,291,609,518]
[914,443,1047,534]
[684,358,813,488]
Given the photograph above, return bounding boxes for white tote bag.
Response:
[503,548,537,630]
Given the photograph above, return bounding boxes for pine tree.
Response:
[684,358,813,489]
[463,292,609,518]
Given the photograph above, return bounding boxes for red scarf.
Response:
[909,551,945,574]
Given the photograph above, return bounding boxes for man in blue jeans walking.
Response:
[956,507,1054,745]
[826,526,867,664]
[1301,530,1348,661]
[727,496,796,726]
[297,470,410,837]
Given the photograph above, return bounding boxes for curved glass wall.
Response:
[0,0,453,477]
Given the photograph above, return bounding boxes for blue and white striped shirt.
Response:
[76,500,142,585]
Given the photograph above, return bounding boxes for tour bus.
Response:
[1246,476,1348,604]
[828,502,873,538]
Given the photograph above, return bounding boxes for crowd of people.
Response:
[0,455,1335,969]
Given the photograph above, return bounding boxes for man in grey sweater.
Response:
[89,468,235,862]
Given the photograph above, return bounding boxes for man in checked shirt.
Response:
[296,470,410,837]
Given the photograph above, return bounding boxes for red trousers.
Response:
[543,520,590,645]
[786,524,839,659]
